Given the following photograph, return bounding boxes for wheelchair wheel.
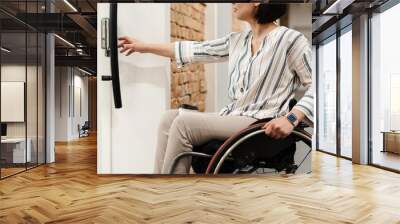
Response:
[205,123,312,175]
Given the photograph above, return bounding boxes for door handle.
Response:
[101,75,112,81]
[101,3,122,109]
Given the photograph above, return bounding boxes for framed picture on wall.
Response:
[1,81,25,123]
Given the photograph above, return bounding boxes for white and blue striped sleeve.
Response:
[290,35,314,123]
[174,33,232,68]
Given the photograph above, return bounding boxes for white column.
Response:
[352,14,369,164]
[46,32,55,163]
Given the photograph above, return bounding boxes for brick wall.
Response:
[170,3,206,111]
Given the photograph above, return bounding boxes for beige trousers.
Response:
[154,109,257,174]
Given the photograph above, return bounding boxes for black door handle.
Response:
[101,75,112,81]
[109,3,122,109]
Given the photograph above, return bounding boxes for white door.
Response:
[97,3,171,174]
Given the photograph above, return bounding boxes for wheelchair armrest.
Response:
[178,104,199,111]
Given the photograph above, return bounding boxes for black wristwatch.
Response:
[286,113,298,127]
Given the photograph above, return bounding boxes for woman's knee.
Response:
[159,109,179,130]
[170,113,188,132]
[169,113,202,141]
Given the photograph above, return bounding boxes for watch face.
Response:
[287,113,297,122]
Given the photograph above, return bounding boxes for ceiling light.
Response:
[322,0,354,15]
[1,47,11,53]
[78,67,92,76]
[54,34,75,48]
[63,0,78,12]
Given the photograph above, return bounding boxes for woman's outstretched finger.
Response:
[120,46,129,53]
[126,48,135,56]
[118,36,129,41]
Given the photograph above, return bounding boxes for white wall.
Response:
[204,3,217,112]
[55,67,89,141]
[72,74,89,138]
[204,3,233,112]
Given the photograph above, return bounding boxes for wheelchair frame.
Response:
[168,121,312,175]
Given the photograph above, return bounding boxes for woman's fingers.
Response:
[118,38,127,46]
[264,123,272,136]
[270,124,279,139]
[119,44,136,55]
[262,122,270,130]
[118,36,134,48]
[264,122,285,139]
[118,42,125,48]
[126,48,135,56]
[118,39,132,48]
[262,117,295,139]
[274,126,284,139]
[118,36,130,41]
[120,46,129,53]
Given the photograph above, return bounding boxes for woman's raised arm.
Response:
[118,36,175,58]
[118,33,234,68]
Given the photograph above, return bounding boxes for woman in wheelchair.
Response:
[118,3,313,174]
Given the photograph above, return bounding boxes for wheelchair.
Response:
[78,121,90,138]
[168,100,313,175]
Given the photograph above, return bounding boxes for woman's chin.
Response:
[234,15,245,21]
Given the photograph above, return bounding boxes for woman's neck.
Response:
[248,21,279,40]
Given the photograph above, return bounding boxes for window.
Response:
[370,2,400,171]
[317,36,337,154]
[339,28,352,158]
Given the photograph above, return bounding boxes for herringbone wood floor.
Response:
[1,135,400,224]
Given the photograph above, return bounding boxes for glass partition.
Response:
[27,27,38,169]
[1,28,28,178]
[0,1,46,179]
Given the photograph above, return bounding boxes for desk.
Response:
[381,131,400,154]
[1,138,32,163]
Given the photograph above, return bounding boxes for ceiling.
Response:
[312,0,391,44]
[0,0,98,73]
[1,0,394,73]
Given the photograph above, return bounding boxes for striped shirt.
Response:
[174,26,313,122]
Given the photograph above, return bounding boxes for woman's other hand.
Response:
[118,36,146,55]
[262,116,294,139]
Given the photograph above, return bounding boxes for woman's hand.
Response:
[262,116,294,139]
[118,37,175,58]
[118,36,146,56]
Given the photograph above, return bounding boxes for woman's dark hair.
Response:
[255,4,287,24]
